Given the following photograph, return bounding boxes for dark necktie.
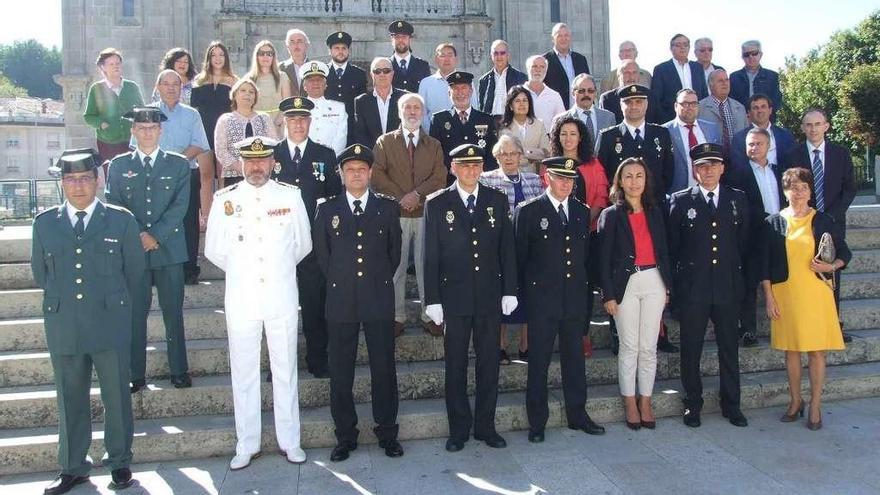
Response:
[719,100,731,155]
[812,149,825,212]
[143,155,152,173]
[707,191,717,216]
[399,58,408,73]
[558,203,568,226]
[353,199,364,216]
[292,146,302,171]
[336,67,344,79]
[583,109,594,143]
[407,132,416,185]
[459,110,468,125]
[74,210,86,239]
[245,121,254,138]
[634,128,643,147]
[685,123,698,148]
[466,194,476,215]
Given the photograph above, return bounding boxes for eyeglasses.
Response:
[61,176,96,185]
[575,88,596,94]
[742,50,761,58]
[697,47,713,52]
[257,50,275,57]
[677,101,699,108]
[372,68,393,75]
[492,50,508,56]
[672,42,690,48]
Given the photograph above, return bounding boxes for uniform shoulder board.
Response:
[519,195,543,208]
[110,150,136,163]
[213,183,239,197]
[162,150,189,163]
[424,188,446,202]
[569,196,588,209]
[483,184,505,196]
[275,180,299,190]
[373,192,396,202]
[34,205,62,220]
[103,203,134,216]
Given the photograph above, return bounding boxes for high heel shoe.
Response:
[780,401,805,423]
[625,420,641,430]
[807,409,823,431]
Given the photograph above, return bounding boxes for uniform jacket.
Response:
[667,185,750,305]
[313,192,402,323]
[650,59,709,124]
[662,118,722,194]
[513,194,590,319]
[31,201,145,355]
[784,141,856,226]
[760,210,850,284]
[106,149,190,267]
[391,55,432,93]
[325,62,368,139]
[308,96,348,154]
[352,89,406,147]
[272,138,342,226]
[542,50,591,108]
[729,67,782,119]
[423,183,517,316]
[476,66,528,115]
[429,107,499,172]
[371,128,448,218]
[204,180,312,321]
[596,203,672,303]
[596,122,675,202]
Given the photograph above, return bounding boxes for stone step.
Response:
[841,272,880,299]
[2,360,879,476]
[2,330,878,430]
[846,227,880,250]
[848,249,880,274]
[847,205,880,229]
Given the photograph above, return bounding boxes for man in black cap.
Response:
[108,106,192,392]
[388,20,431,92]
[272,96,341,379]
[313,143,404,462]
[514,156,605,443]
[430,71,499,179]
[33,152,144,494]
[423,143,518,453]
[325,31,367,145]
[667,142,750,428]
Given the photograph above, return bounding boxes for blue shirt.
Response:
[131,101,209,169]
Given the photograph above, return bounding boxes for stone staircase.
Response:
[1,205,880,476]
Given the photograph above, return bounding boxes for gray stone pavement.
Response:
[2,397,879,495]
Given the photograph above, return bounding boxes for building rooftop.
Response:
[0,97,64,125]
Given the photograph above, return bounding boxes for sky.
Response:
[0,0,875,72]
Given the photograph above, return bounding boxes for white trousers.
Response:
[394,216,428,323]
[227,313,300,456]
[613,268,666,397]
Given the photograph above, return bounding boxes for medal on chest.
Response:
[654,137,662,154]
[313,162,325,182]
[487,206,495,227]
[224,200,234,216]
[446,210,455,231]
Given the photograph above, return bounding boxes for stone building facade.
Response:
[57,0,609,149]
[0,98,65,180]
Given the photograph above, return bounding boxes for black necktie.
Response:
[558,203,568,226]
[400,58,408,73]
[74,210,86,239]
[143,155,152,173]
[466,194,476,214]
[353,199,364,216]
[336,67,344,79]
[292,146,301,171]
[245,121,254,138]
[634,128,643,147]
[707,191,717,215]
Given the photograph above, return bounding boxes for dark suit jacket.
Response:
[391,55,432,93]
[313,192,402,322]
[596,122,674,203]
[272,139,342,226]
[729,67,782,119]
[542,50,591,108]
[352,89,406,147]
[514,194,591,319]
[727,161,784,230]
[760,210,851,284]
[423,183,517,316]
[477,66,528,114]
[429,108,499,172]
[326,63,368,143]
[596,203,672,303]
[730,124,796,173]
[651,59,709,124]
[783,142,856,226]
[598,88,624,124]
[278,58,306,96]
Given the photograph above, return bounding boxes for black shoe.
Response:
[518,349,528,362]
[842,331,853,343]
[657,334,679,353]
[445,439,465,452]
[311,368,330,379]
[683,408,701,427]
[129,379,146,394]
[722,409,748,427]
[527,430,544,443]
[379,439,404,457]
[625,420,641,431]
[184,273,199,285]
[741,332,759,348]
[499,349,511,365]
[330,441,357,462]
[473,432,507,448]
[170,373,192,388]
[265,370,273,383]
[571,415,605,436]
[108,467,134,491]
[44,474,89,495]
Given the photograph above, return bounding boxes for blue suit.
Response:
[662,118,721,194]
[729,67,782,119]
[650,59,709,124]
[729,124,796,174]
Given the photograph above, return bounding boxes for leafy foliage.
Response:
[0,40,62,99]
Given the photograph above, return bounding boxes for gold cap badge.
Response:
[467,147,475,156]
[338,32,343,39]
[565,159,574,170]
[630,85,637,93]
[293,98,302,108]
[251,139,264,151]
[354,145,362,154]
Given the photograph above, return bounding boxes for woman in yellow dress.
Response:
[761,167,850,430]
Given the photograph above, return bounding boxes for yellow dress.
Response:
[770,209,845,352]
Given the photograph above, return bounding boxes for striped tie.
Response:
[812,149,825,212]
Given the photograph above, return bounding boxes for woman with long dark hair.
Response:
[152,47,196,104]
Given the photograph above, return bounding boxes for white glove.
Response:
[425,304,444,326]
[501,295,518,316]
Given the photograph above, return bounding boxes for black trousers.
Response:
[444,314,500,442]
[328,320,399,444]
[298,255,328,373]
[679,301,741,412]
[183,168,201,278]
[527,316,588,432]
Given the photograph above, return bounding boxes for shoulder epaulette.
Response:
[373,192,396,202]
[103,203,133,216]
[275,180,299,190]
[519,195,543,208]
[35,205,62,220]
[213,183,239,197]
[424,188,446,202]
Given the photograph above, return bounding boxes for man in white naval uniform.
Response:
[204,136,312,470]
[300,61,348,155]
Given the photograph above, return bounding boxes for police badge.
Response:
[224,200,234,216]
[540,217,549,230]
[331,215,340,229]
[687,208,697,220]
[475,124,488,148]
[615,142,623,154]
[444,121,452,131]
[446,210,455,228]
[273,163,281,174]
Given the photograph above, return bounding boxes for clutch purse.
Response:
[815,232,836,290]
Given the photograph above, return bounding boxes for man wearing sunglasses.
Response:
[729,40,782,121]
[477,39,527,121]
[352,57,406,146]
[694,38,724,87]
[553,73,615,148]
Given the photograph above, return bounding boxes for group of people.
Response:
[33,19,856,495]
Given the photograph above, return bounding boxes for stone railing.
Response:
[220,0,468,17]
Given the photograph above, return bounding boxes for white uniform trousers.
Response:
[227,313,300,456]
[393,216,429,323]
[613,268,666,397]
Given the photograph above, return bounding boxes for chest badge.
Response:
[487,206,496,227]
[687,208,697,220]
[540,217,549,230]
[313,162,325,182]
[446,210,455,224]
[273,162,282,174]
[331,215,340,229]
[444,121,452,131]
[224,200,234,216]
[614,142,622,154]
[123,170,138,179]
[654,137,662,153]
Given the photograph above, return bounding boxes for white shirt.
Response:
[456,182,479,209]
[624,121,646,141]
[66,198,99,229]
[807,140,826,167]
[752,123,779,165]
[749,160,781,215]
[674,59,693,90]
[102,78,123,96]
[675,118,707,187]
[699,184,720,207]
[555,49,576,83]
[450,107,471,122]
[702,64,718,86]
[346,190,369,214]
[331,61,348,77]
[578,106,598,141]
[492,67,509,116]
[374,89,393,134]
[546,190,569,218]
[527,84,566,132]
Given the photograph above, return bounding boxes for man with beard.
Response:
[325,31,367,145]
[388,20,431,93]
[418,43,478,132]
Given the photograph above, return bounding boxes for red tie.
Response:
[685,124,698,149]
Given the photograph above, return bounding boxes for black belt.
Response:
[634,264,656,272]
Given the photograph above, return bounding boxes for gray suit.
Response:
[553,106,616,149]
[697,96,748,146]
[662,118,722,193]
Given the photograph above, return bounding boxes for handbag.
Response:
[815,232,836,290]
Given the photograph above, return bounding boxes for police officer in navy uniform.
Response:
[324,31,367,145]
[107,106,192,392]
[667,142,750,428]
[514,156,606,443]
[313,143,404,462]
[33,152,144,494]
[429,71,499,177]
[423,143,518,453]
[388,20,432,93]
[272,96,342,378]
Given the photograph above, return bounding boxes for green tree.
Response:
[0,40,62,99]
[0,74,27,98]
[838,63,880,149]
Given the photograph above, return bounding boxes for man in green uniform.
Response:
[32,152,145,494]
[107,106,192,392]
